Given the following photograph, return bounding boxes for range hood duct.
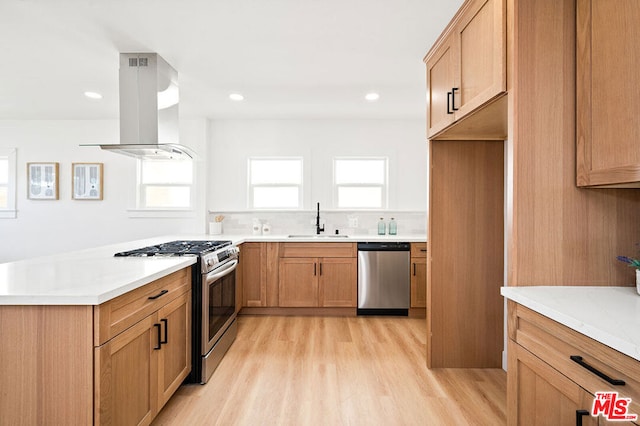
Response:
[94,53,196,160]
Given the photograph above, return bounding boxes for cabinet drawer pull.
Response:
[447,91,453,114]
[451,87,459,111]
[148,289,169,300]
[160,318,168,344]
[420,248,427,252]
[153,323,162,350]
[570,355,625,385]
[575,409,589,426]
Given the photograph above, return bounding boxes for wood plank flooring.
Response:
[152,315,506,425]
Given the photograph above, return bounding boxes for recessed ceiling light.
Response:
[365,92,380,102]
[229,93,244,101]
[84,91,103,100]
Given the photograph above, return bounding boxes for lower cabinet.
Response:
[508,301,640,426]
[278,257,356,307]
[509,340,597,426]
[410,243,427,309]
[94,269,192,425]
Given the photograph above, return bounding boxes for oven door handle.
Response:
[205,259,239,284]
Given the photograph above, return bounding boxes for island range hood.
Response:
[89,53,196,160]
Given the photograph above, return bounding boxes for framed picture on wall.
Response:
[72,163,103,200]
[27,162,59,200]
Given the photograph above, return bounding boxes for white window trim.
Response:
[0,148,17,219]
[248,156,304,210]
[333,156,389,210]
[128,158,196,218]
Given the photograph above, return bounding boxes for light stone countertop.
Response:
[501,286,640,362]
[0,233,426,306]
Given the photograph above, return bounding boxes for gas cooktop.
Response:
[114,240,232,257]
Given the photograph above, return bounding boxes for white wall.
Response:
[0,119,209,262]
[207,119,428,211]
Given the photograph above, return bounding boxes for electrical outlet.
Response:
[348,217,359,228]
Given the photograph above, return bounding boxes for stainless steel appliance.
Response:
[115,240,239,384]
[357,242,410,316]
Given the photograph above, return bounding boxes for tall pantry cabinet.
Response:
[423,0,507,369]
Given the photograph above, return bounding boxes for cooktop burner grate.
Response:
[114,240,232,257]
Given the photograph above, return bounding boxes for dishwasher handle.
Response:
[357,242,410,251]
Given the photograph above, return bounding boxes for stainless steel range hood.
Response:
[87,53,196,160]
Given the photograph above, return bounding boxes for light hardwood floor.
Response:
[152,315,506,425]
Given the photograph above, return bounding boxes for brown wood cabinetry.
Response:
[0,268,192,426]
[94,270,192,425]
[278,243,357,308]
[427,140,504,368]
[576,0,640,187]
[508,302,640,425]
[425,0,506,138]
[410,243,427,309]
[239,242,267,307]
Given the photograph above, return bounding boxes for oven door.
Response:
[202,259,238,356]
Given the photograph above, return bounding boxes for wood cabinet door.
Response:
[426,39,457,137]
[319,257,357,307]
[410,258,427,308]
[156,291,191,410]
[241,242,267,307]
[576,0,640,186]
[508,340,597,426]
[95,315,158,426]
[454,0,506,118]
[278,258,319,307]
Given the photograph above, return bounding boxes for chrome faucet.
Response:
[315,202,325,235]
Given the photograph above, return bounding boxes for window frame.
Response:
[133,158,195,213]
[247,156,304,210]
[333,156,388,210]
[0,148,17,219]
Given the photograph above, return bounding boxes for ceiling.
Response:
[0,0,463,120]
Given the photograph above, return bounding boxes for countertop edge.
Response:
[501,286,640,362]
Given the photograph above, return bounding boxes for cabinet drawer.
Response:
[94,268,191,346]
[511,303,640,417]
[410,243,427,258]
[280,242,356,258]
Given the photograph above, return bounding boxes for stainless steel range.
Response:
[115,240,239,384]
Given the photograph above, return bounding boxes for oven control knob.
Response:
[206,258,214,267]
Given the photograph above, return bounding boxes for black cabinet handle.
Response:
[160,318,168,345]
[153,323,162,350]
[413,263,416,276]
[446,91,453,114]
[420,248,427,252]
[575,409,589,426]
[314,263,317,276]
[451,87,459,111]
[319,263,323,276]
[148,289,168,300]
[570,355,625,385]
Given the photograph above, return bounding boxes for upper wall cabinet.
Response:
[425,0,506,139]
[576,0,640,187]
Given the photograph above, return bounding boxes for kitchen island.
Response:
[0,237,197,425]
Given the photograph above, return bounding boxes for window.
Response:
[0,148,16,218]
[334,157,388,209]
[248,157,303,209]
[137,159,193,209]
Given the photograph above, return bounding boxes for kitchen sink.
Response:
[287,234,349,238]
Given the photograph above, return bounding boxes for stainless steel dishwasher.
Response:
[357,242,410,315]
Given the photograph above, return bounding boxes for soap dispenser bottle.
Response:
[377,218,386,235]
[388,218,397,235]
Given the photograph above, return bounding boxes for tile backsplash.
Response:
[208,210,426,236]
